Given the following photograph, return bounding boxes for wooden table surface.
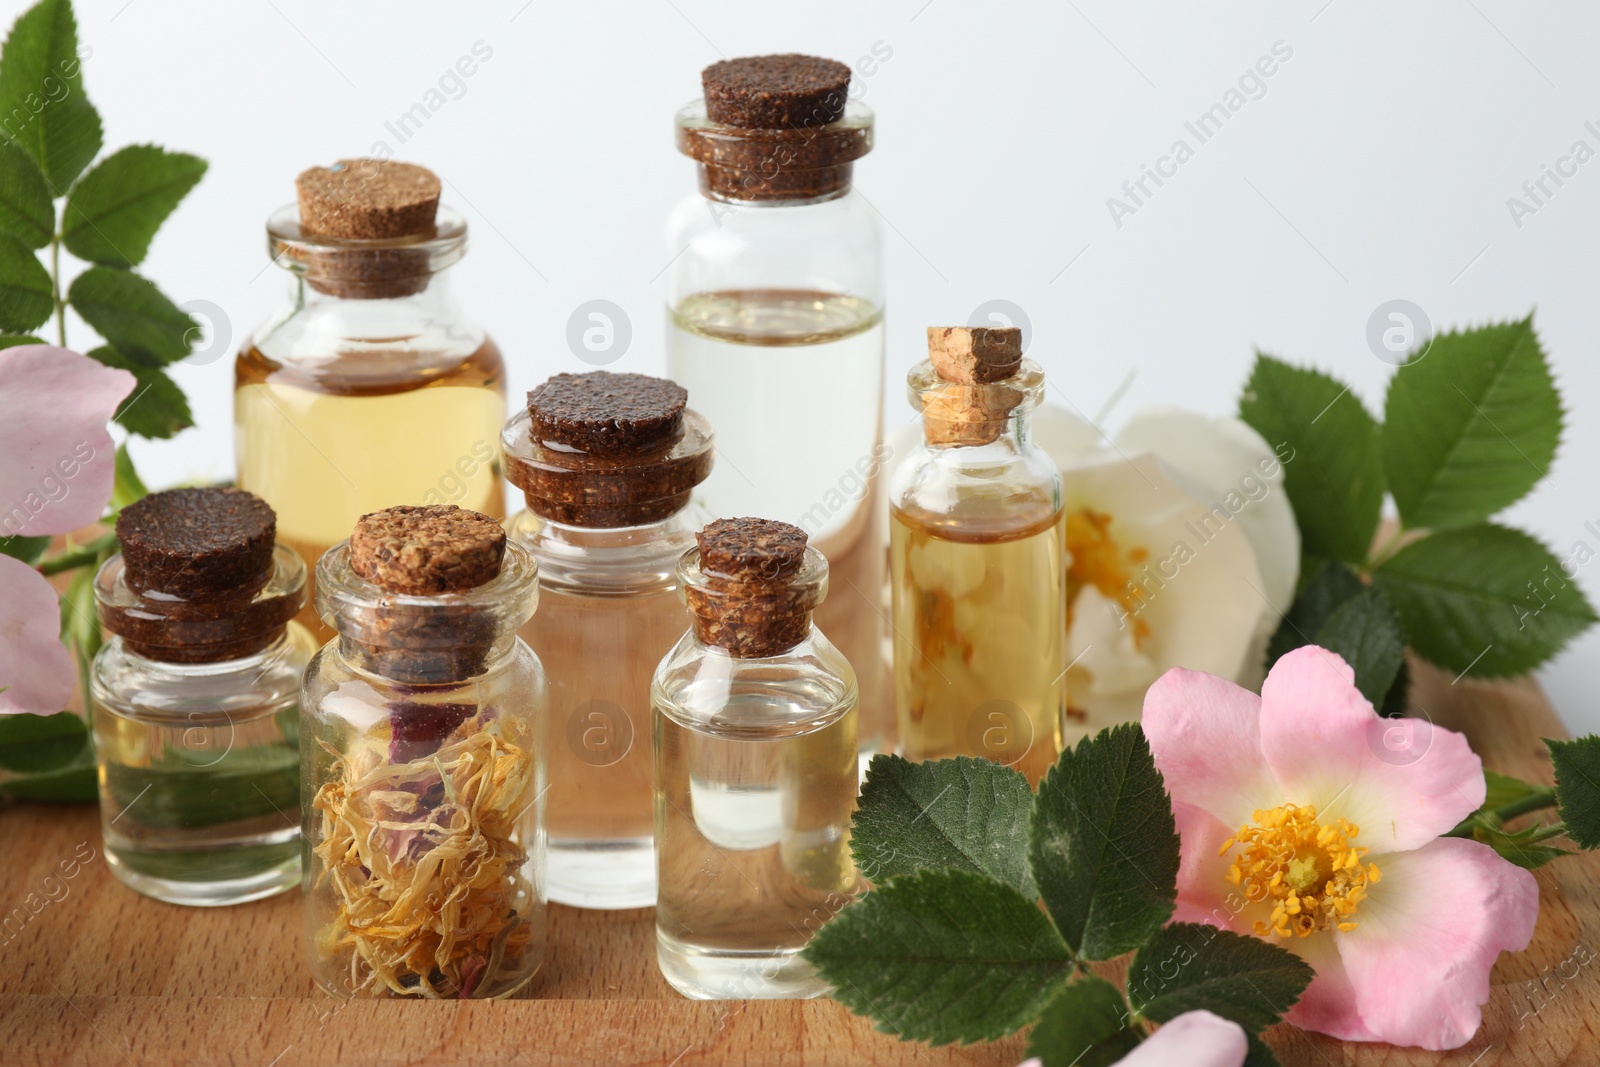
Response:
[0,659,1595,1066]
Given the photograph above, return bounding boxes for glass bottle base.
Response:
[656,929,830,1000]
[104,838,300,907]
[548,837,656,909]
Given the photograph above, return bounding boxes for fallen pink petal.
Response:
[0,554,75,716]
[0,344,134,538]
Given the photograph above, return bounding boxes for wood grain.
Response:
[0,659,1594,1065]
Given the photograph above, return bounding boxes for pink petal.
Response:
[1283,930,1383,1043]
[1117,1010,1248,1067]
[0,555,75,715]
[1143,666,1279,830]
[1258,646,1485,853]
[1335,837,1539,1050]
[0,345,133,537]
[1172,801,1247,928]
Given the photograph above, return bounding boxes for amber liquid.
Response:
[890,505,1066,783]
[234,342,506,638]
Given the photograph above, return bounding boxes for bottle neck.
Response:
[921,401,1032,451]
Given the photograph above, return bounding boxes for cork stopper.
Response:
[919,326,1029,447]
[684,518,824,657]
[101,489,302,664]
[349,505,505,595]
[504,373,713,528]
[117,487,276,599]
[529,372,687,459]
[702,54,851,130]
[679,54,871,202]
[296,159,440,240]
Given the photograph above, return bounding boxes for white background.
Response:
[62,0,1600,730]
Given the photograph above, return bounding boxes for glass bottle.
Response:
[300,506,546,999]
[652,518,860,999]
[503,371,713,910]
[664,55,889,761]
[235,159,506,640]
[889,328,1066,784]
[91,487,310,906]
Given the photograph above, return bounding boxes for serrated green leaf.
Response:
[89,345,192,439]
[1314,587,1404,707]
[1383,317,1560,531]
[1245,1033,1283,1067]
[0,533,48,562]
[1373,524,1597,676]
[0,0,101,192]
[802,868,1074,1045]
[1239,355,1385,564]
[68,266,196,364]
[0,141,52,247]
[1027,976,1142,1067]
[1548,736,1600,850]
[852,753,1036,896]
[1463,814,1569,869]
[0,746,95,801]
[1126,924,1312,1034]
[0,331,43,347]
[1267,559,1365,665]
[63,145,206,267]
[0,709,85,771]
[1030,723,1179,960]
[0,232,51,330]
[1483,768,1547,812]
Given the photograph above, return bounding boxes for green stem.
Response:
[50,230,65,347]
[1446,786,1560,837]
[37,532,117,576]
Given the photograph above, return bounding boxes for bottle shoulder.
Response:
[651,627,857,738]
[92,628,313,722]
[889,437,1063,532]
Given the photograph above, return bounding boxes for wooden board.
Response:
[0,659,1594,1066]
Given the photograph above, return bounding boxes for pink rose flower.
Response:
[0,345,134,716]
[1144,645,1540,1050]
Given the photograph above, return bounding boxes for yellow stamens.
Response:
[1064,508,1153,646]
[1222,803,1379,940]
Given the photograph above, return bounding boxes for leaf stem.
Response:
[50,227,65,347]
[1445,786,1559,837]
[37,533,118,576]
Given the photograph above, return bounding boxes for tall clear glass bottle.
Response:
[235,160,506,639]
[652,518,860,1000]
[502,370,713,909]
[664,55,888,760]
[300,505,546,999]
[889,328,1066,783]
[91,487,310,906]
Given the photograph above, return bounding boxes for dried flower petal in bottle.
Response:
[652,518,860,999]
[91,487,311,906]
[300,505,546,999]
[889,327,1066,783]
[503,371,713,909]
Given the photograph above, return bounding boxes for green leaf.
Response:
[802,868,1074,1045]
[63,145,206,268]
[0,332,43,347]
[89,345,192,439]
[1549,736,1600,849]
[67,266,197,364]
[1484,768,1548,812]
[0,0,101,192]
[1313,587,1405,707]
[1245,1033,1284,1067]
[111,441,147,510]
[102,743,298,829]
[1239,355,1385,564]
[852,753,1036,896]
[1267,559,1365,664]
[62,558,98,660]
[0,141,52,247]
[0,232,51,330]
[0,533,49,563]
[0,746,95,802]
[1027,976,1142,1067]
[0,709,85,772]
[1030,723,1180,960]
[1373,524,1597,676]
[1383,317,1560,531]
[1126,924,1313,1034]
[1461,814,1569,869]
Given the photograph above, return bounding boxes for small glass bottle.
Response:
[503,371,713,910]
[665,54,889,759]
[235,159,506,640]
[300,505,546,999]
[652,518,860,999]
[91,487,311,906]
[889,328,1066,784]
